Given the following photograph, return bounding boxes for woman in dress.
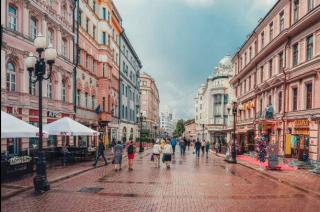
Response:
[113,141,123,171]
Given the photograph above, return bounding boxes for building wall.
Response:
[1,0,75,153]
[184,119,196,141]
[231,0,320,160]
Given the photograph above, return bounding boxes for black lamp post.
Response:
[138,112,144,152]
[25,33,57,193]
[202,124,205,141]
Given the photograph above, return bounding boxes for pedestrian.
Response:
[195,139,201,158]
[205,141,210,158]
[171,137,177,155]
[215,141,220,155]
[111,138,116,153]
[179,138,185,157]
[201,140,205,155]
[183,137,187,155]
[127,141,136,171]
[162,140,173,169]
[187,140,191,150]
[113,141,123,171]
[93,139,108,167]
[160,138,166,150]
[152,139,162,168]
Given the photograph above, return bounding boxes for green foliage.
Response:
[173,119,185,137]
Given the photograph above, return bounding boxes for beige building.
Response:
[140,72,160,136]
[184,119,196,141]
[230,0,320,161]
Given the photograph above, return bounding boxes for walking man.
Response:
[171,137,177,155]
[93,139,108,167]
[205,141,210,158]
[153,140,162,168]
[195,139,201,158]
[179,138,185,157]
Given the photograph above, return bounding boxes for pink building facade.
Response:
[1,0,75,154]
[231,0,320,161]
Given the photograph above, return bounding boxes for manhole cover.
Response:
[78,187,103,193]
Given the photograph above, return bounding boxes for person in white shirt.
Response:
[162,140,173,169]
[152,140,162,168]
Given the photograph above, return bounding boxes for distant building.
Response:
[160,111,174,137]
[184,119,196,141]
[194,55,235,144]
[140,72,160,138]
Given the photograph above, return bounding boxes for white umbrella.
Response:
[1,111,40,138]
[43,117,99,136]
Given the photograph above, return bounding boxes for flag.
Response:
[95,105,100,114]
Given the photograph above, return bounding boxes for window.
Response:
[6,62,16,92]
[122,105,124,118]
[102,97,106,112]
[108,11,110,23]
[86,18,89,32]
[244,52,247,65]
[85,93,88,108]
[77,90,80,106]
[30,17,37,40]
[278,92,282,112]
[253,72,257,87]
[48,29,54,46]
[269,22,273,41]
[8,5,17,30]
[224,94,228,104]
[269,59,273,78]
[93,25,96,39]
[306,83,312,109]
[293,0,299,23]
[260,66,264,83]
[62,39,67,57]
[308,0,314,11]
[306,34,313,61]
[102,8,106,20]
[249,47,252,60]
[62,81,66,102]
[249,75,251,90]
[103,64,106,77]
[292,87,298,111]
[47,79,52,99]
[102,32,106,45]
[260,98,263,114]
[86,54,89,68]
[91,95,95,110]
[278,51,284,73]
[279,11,284,32]
[292,43,299,66]
[261,31,264,49]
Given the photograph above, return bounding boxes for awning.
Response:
[43,117,99,136]
[1,111,41,138]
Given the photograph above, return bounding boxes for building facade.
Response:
[184,119,196,141]
[230,0,320,161]
[140,72,160,138]
[119,31,142,142]
[1,0,76,153]
[195,55,235,145]
[160,111,174,137]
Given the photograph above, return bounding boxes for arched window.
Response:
[6,62,16,92]
[8,5,17,30]
[61,81,66,102]
[30,17,37,40]
[47,79,52,99]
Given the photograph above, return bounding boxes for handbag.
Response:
[112,159,115,164]
[151,153,154,161]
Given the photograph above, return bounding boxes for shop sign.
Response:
[8,156,32,165]
[294,119,309,128]
[268,144,279,168]
[47,111,59,118]
[294,128,309,135]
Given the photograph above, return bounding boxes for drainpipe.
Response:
[73,0,80,113]
[118,31,122,126]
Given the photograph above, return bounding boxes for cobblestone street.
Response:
[2,148,320,212]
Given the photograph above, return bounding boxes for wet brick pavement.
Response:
[2,149,320,212]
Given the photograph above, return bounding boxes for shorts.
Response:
[128,153,135,160]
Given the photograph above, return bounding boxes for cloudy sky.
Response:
[114,0,277,119]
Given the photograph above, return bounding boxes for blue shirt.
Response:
[171,138,177,147]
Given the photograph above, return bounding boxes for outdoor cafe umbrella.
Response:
[43,117,99,136]
[1,111,41,138]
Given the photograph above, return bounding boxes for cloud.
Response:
[181,0,216,7]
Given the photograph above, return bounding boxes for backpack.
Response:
[128,144,134,154]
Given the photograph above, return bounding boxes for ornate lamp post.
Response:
[137,112,144,152]
[226,99,243,163]
[25,33,57,193]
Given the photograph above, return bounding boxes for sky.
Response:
[114,0,277,120]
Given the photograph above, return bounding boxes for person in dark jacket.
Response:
[93,140,108,167]
[195,139,201,158]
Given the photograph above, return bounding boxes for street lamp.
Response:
[25,33,57,193]
[153,124,158,139]
[137,112,144,152]
[201,124,205,141]
[226,98,240,163]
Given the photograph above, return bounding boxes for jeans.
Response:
[172,146,176,155]
[195,148,200,157]
[180,145,185,156]
[94,152,108,165]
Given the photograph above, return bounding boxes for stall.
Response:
[1,111,42,179]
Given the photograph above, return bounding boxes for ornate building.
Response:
[1,0,76,153]
[194,55,235,145]
[231,0,320,161]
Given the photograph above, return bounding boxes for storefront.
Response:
[286,119,310,161]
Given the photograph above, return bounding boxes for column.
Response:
[56,28,62,55]
[1,0,6,26]
[42,17,48,40]
[22,3,30,36]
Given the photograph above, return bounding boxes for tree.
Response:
[173,119,185,137]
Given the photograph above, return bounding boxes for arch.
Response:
[6,62,16,92]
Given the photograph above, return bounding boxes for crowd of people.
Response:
[92,136,219,172]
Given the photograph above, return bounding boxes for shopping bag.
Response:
[151,154,154,161]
